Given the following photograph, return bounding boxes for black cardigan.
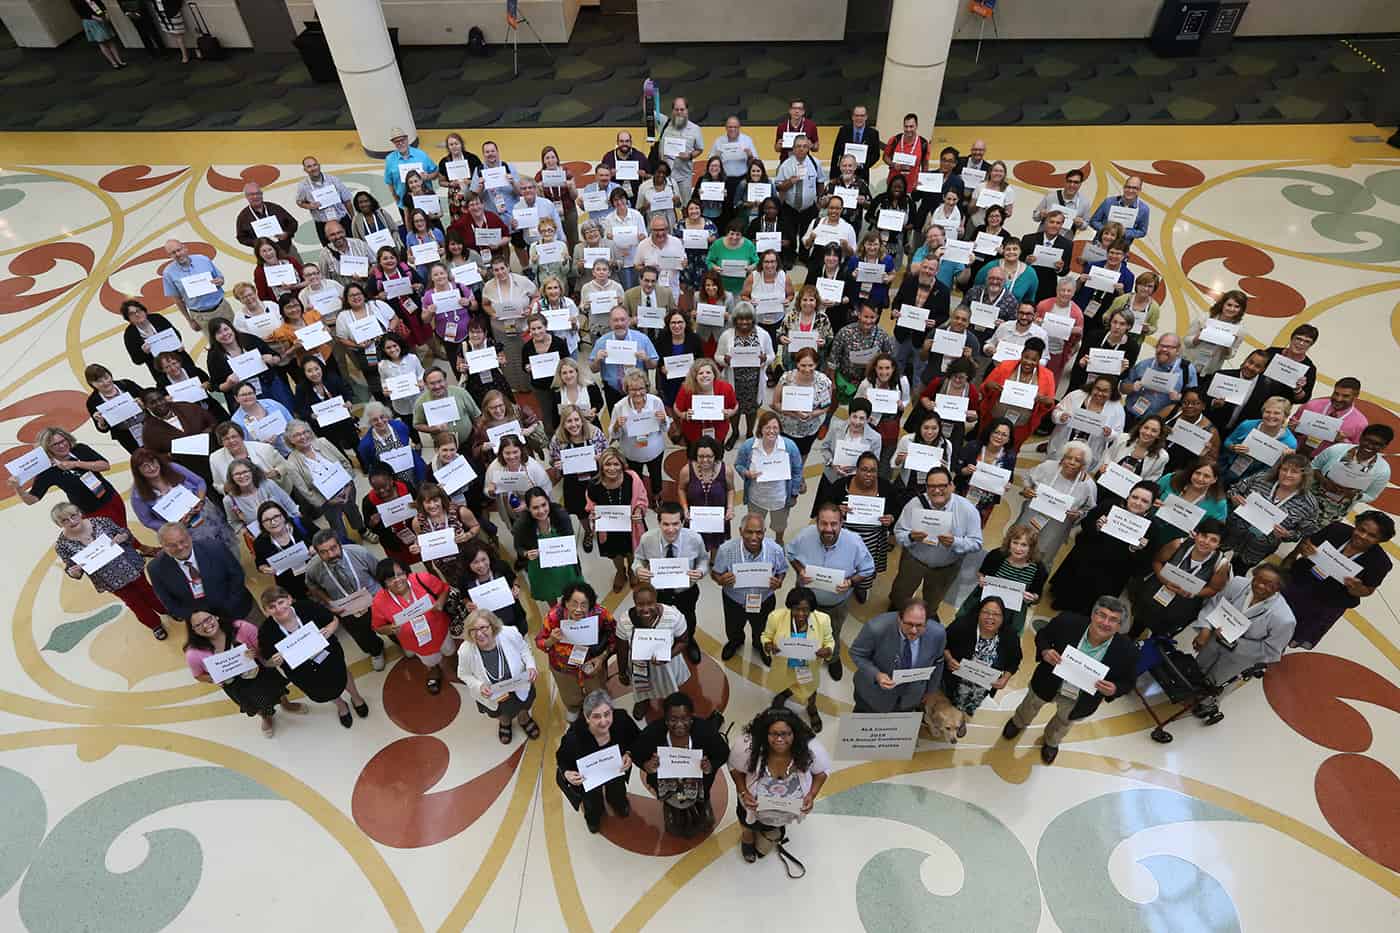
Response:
[1027,613,1139,719]
[124,316,198,382]
[942,607,1024,697]
[207,333,279,406]
[85,379,148,453]
[629,715,731,792]
[555,711,642,774]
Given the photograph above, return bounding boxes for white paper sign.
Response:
[903,442,943,472]
[433,455,477,495]
[375,494,417,527]
[1236,492,1288,534]
[657,747,703,779]
[96,393,143,425]
[1207,600,1253,645]
[973,232,1004,256]
[409,241,441,266]
[1241,429,1288,467]
[1029,486,1074,522]
[251,215,284,239]
[754,449,791,481]
[1158,494,1206,532]
[695,303,726,326]
[1200,321,1239,347]
[605,340,638,365]
[732,561,772,590]
[1087,348,1125,375]
[892,664,937,686]
[468,577,515,612]
[560,445,598,476]
[72,534,124,573]
[1086,265,1121,293]
[776,635,817,660]
[1295,409,1342,443]
[203,645,256,684]
[999,380,1038,410]
[815,277,844,303]
[1168,419,1212,455]
[417,528,458,561]
[1138,367,1179,394]
[592,505,631,532]
[1311,541,1362,582]
[931,328,967,358]
[422,397,461,427]
[806,565,845,592]
[981,576,1025,612]
[1054,645,1111,693]
[1207,374,1252,407]
[1103,506,1152,545]
[690,395,725,422]
[968,300,1000,329]
[631,627,673,662]
[845,495,885,525]
[746,182,772,202]
[688,506,726,533]
[5,448,51,484]
[227,349,268,380]
[538,535,578,568]
[578,745,625,792]
[528,352,561,380]
[953,657,1000,689]
[1032,245,1064,268]
[932,390,967,420]
[969,462,1011,496]
[264,263,297,287]
[275,622,329,668]
[914,508,952,538]
[1107,204,1139,227]
[649,556,690,591]
[171,433,211,456]
[152,484,199,523]
[1097,461,1142,499]
[308,460,352,499]
[867,388,901,415]
[835,712,923,761]
[180,272,217,299]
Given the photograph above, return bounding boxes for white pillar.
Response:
[876,0,959,139]
[311,0,415,157]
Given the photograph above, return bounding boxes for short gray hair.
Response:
[311,529,339,548]
[581,689,613,719]
[1092,595,1129,627]
[360,401,394,432]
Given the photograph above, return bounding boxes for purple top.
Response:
[423,283,480,342]
[131,463,207,532]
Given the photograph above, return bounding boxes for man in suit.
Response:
[850,600,947,713]
[1001,596,1139,764]
[828,105,881,182]
[139,388,218,487]
[622,266,675,347]
[1020,208,1075,304]
[149,523,257,623]
[1201,349,1272,437]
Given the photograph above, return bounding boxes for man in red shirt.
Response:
[882,113,929,194]
[775,98,820,159]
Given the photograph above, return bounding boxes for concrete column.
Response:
[311,0,415,157]
[876,0,959,138]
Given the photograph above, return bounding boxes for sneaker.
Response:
[371,653,386,672]
[151,626,168,641]
[360,530,379,545]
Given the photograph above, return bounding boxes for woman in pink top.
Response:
[185,610,304,738]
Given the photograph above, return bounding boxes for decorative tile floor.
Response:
[0,125,1396,932]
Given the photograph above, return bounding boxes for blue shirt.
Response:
[910,246,965,290]
[384,147,437,199]
[712,537,789,605]
[784,526,876,607]
[161,255,227,312]
[893,493,983,567]
[733,436,804,503]
[1089,195,1150,245]
[588,329,659,390]
[1122,356,1196,418]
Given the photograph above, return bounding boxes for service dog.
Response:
[922,689,966,744]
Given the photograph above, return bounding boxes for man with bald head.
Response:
[658,96,705,204]
[1089,175,1150,248]
[234,181,300,259]
[160,238,231,332]
[711,512,790,664]
[315,219,373,289]
[148,523,258,622]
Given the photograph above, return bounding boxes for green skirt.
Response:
[526,559,582,605]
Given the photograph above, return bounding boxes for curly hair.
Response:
[744,706,816,774]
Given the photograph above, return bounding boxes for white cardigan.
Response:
[458,626,538,711]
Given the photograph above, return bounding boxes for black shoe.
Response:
[685,641,702,664]
[608,794,631,817]
[1001,719,1022,741]
[339,709,353,728]
[754,643,772,667]
[353,701,369,719]
[152,626,168,641]
[827,659,843,681]
[853,588,867,604]
[1040,744,1058,764]
[720,641,740,661]
[585,814,602,834]
[770,689,793,709]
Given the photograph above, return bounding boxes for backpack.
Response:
[467,26,489,57]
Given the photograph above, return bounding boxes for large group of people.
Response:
[16,101,1394,850]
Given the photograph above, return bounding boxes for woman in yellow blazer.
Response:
[762,586,835,734]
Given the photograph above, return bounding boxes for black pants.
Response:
[557,769,630,823]
[628,453,665,499]
[337,609,385,657]
[658,584,700,642]
[603,382,625,410]
[792,431,819,461]
[722,593,774,647]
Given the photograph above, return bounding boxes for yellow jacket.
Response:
[762,608,835,657]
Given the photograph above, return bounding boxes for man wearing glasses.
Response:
[1088,176,1150,248]
[889,467,984,612]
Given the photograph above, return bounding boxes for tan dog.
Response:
[922,689,966,744]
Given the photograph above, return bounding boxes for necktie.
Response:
[183,560,202,585]
[899,638,914,669]
[665,542,675,559]
[854,127,863,143]
[332,560,355,595]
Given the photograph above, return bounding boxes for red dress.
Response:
[371,572,449,658]
[674,380,737,445]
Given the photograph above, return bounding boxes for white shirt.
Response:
[709,132,759,177]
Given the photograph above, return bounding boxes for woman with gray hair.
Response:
[458,609,541,744]
[715,302,774,445]
[221,457,300,548]
[51,501,168,640]
[1222,452,1319,574]
[556,689,642,833]
[355,400,425,488]
[285,419,370,544]
[1014,439,1098,566]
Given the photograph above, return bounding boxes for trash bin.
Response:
[1199,2,1248,56]
[294,22,402,84]
[1150,1,1220,58]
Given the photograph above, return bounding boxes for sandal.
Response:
[582,529,594,553]
[426,677,441,695]
[612,568,627,593]
[741,841,758,863]
[498,722,513,744]
[521,717,540,740]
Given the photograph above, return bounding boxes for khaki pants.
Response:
[552,668,608,717]
[1010,690,1080,749]
[888,552,959,612]
[187,297,234,336]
